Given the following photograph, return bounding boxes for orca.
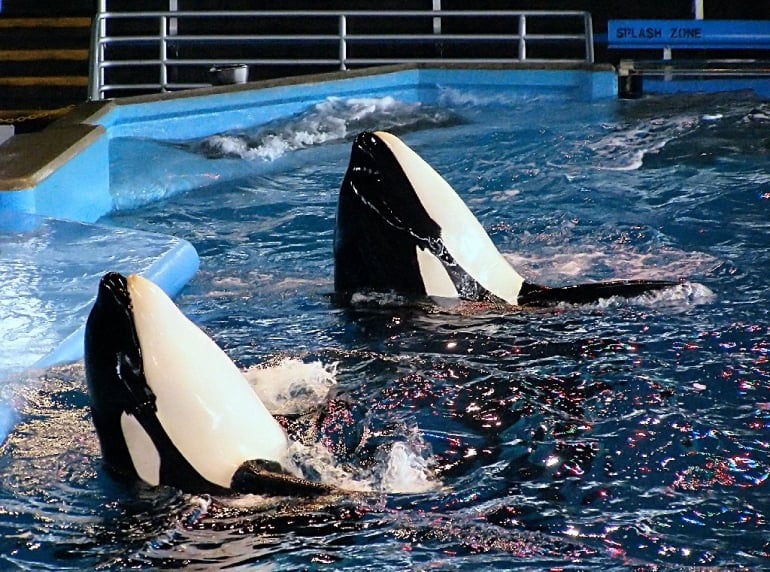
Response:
[334,131,676,306]
[84,272,333,497]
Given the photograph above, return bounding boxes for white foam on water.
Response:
[194,96,460,161]
[243,358,338,416]
[436,85,558,107]
[200,134,261,160]
[586,281,715,311]
[503,244,718,310]
[379,439,438,494]
[504,244,721,285]
[283,440,374,492]
[244,358,440,493]
[348,291,415,307]
[282,432,440,495]
[586,115,700,171]
[740,103,770,123]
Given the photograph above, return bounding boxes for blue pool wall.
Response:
[0,128,111,222]
[98,67,617,141]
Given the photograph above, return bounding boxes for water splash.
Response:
[578,281,715,310]
[283,434,439,495]
[503,238,723,285]
[587,115,701,171]
[110,96,462,210]
[244,358,441,494]
[244,358,338,416]
[189,96,462,161]
[437,85,562,107]
[379,439,438,494]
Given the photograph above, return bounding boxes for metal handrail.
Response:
[89,8,595,100]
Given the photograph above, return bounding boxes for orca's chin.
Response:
[334,131,678,307]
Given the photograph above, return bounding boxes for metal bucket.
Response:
[209,64,249,86]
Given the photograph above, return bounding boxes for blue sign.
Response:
[608,20,770,50]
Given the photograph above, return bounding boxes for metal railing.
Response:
[89,8,594,100]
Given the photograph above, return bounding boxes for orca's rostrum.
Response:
[334,131,676,306]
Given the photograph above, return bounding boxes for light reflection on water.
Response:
[2,91,770,569]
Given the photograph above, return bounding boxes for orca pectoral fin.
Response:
[518,279,678,307]
[230,459,337,497]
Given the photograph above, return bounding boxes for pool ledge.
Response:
[0,124,105,192]
[0,118,112,222]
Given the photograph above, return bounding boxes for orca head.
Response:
[334,131,525,305]
[84,272,290,492]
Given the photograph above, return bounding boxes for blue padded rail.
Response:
[609,20,770,51]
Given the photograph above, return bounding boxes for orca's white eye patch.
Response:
[415,246,459,298]
[121,412,161,487]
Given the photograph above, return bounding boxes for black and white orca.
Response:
[334,131,676,306]
[84,272,333,496]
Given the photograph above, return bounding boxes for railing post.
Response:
[584,12,595,64]
[518,15,526,61]
[432,0,441,35]
[88,0,109,100]
[693,0,704,19]
[169,0,178,36]
[160,15,168,91]
[339,14,347,70]
[89,15,101,100]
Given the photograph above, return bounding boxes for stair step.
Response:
[0,107,75,121]
[0,17,92,29]
[1,86,86,107]
[2,59,89,77]
[0,49,90,61]
[0,76,89,87]
[0,28,91,51]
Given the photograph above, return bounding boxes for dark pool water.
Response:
[1,89,769,570]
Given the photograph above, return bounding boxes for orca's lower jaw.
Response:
[517,279,678,307]
[230,459,337,497]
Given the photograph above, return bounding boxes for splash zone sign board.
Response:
[608,20,770,50]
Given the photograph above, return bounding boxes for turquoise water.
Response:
[1,89,769,569]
